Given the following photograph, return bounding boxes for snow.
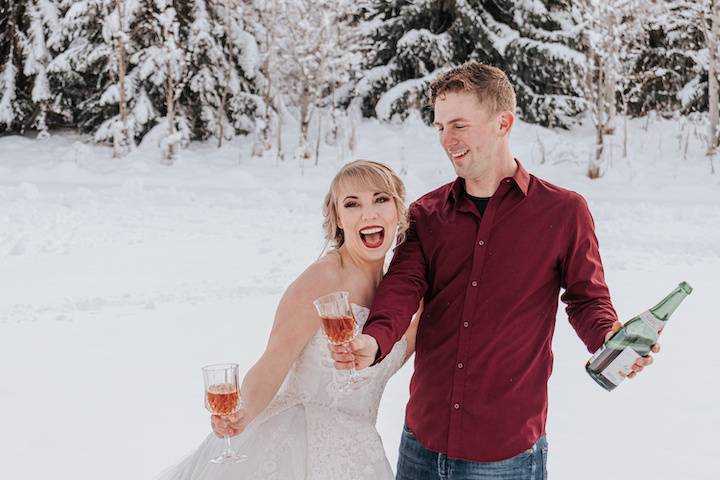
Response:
[0,116,718,480]
[678,76,702,107]
[517,37,587,66]
[0,60,18,126]
[374,76,426,121]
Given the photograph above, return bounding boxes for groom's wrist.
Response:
[369,336,381,366]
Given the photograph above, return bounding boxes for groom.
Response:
[331,61,658,479]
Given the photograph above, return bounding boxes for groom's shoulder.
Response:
[411,181,454,214]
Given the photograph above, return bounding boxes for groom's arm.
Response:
[363,203,429,362]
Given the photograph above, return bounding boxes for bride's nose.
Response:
[360,206,379,221]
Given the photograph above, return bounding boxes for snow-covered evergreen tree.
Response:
[358,0,587,128]
[0,0,29,131]
[182,0,259,146]
[96,0,139,156]
[706,0,720,155]
[22,0,62,138]
[625,1,706,117]
[129,0,189,163]
[54,0,146,142]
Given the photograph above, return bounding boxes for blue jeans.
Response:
[396,423,548,480]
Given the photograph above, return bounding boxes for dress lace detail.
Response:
[157,305,407,480]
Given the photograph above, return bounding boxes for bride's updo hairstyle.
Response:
[322,160,408,249]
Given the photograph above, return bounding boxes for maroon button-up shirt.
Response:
[364,160,617,462]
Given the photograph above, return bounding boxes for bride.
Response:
[158,160,419,479]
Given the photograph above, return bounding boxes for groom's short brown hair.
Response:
[430,61,516,114]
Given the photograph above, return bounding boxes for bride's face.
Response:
[336,182,399,262]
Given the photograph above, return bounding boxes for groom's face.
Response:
[433,91,503,181]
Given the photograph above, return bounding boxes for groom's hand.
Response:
[605,321,660,379]
[329,334,379,370]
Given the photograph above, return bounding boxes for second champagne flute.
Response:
[313,291,363,390]
[202,363,247,464]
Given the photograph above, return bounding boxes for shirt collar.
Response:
[446,159,530,205]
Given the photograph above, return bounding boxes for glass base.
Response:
[210,451,247,464]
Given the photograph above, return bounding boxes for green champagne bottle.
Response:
[586,281,693,391]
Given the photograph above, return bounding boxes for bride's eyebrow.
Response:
[343,192,387,201]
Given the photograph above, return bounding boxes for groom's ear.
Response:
[498,111,514,136]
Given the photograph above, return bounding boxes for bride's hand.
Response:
[329,333,379,370]
[211,409,247,438]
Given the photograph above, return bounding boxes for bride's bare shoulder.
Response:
[299,252,343,287]
[283,252,343,302]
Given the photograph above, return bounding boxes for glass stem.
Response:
[223,435,234,456]
[345,343,361,383]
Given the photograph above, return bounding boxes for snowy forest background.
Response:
[2,2,720,480]
[2,0,720,176]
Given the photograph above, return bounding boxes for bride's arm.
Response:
[402,299,423,364]
[212,261,338,437]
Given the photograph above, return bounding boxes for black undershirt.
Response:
[466,192,490,217]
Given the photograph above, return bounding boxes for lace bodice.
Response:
[266,304,408,423]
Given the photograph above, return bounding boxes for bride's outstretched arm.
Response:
[213,261,339,438]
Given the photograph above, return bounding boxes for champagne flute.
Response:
[313,291,364,391]
[202,363,247,464]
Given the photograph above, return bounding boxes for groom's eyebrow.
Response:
[433,117,468,127]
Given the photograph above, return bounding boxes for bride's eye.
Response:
[344,201,358,208]
[375,196,390,204]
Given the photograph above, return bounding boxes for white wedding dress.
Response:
[157,304,407,480]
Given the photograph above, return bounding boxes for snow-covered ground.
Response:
[1,116,718,479]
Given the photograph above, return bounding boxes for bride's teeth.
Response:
[360,227,383,235]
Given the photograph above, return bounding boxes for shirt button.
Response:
[463,322,469,328]
[471,281,478,287]
[458,362,464,369]
[478,240,485,246]
[453,403,460,410]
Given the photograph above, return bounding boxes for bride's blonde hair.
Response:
[322,160,408,249]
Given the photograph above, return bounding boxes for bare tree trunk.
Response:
[623,113,628,159]
[604,9,617,135]
[588,50,606,179]
[165,72,176,164]
[36,106,49,139]
[217,2,234,149]
[348,107,357,157]
[276,100,284,166]
[298,81,312,162]
[708,0,720,155]
[114,0,130,158]
[217,69,229,148]
[314,113,322,165]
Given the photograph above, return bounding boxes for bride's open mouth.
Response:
[359,226,385,249]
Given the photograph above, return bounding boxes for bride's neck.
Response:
[336,246,384,287]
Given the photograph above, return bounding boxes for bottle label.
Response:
[638,310,664,333]
[601,347,642,386]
